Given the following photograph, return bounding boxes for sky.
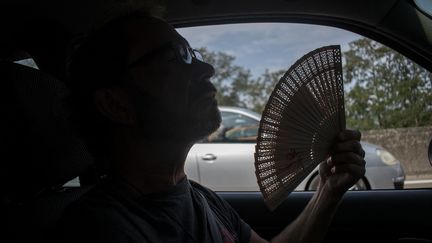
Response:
[178,23,362,79]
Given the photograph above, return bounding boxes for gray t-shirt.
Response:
[54,177,251,243]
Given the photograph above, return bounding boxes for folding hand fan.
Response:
[254,45,345,211]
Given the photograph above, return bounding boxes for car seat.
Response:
[1,60,94,243]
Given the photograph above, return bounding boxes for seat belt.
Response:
[197,192,224,243]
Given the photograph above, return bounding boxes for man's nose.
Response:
[191,58,215,81]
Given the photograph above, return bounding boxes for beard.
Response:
[131,91,221,143]
[184,99,221,141]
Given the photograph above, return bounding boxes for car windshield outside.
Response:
[178,22,432,192]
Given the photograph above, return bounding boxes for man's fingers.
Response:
[331,152,366,166]
[331,164,366,178]
[319,160,333,178]
[338,130,361,141]
[332,140,364,157]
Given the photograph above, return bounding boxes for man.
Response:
[58,11,366,243]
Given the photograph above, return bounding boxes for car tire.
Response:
[305,173,371,191]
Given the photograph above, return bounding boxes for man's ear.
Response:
[94,88,136,125]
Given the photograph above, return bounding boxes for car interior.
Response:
[1,0,432,243]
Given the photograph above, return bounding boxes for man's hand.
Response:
[318,130,366,197]
[252,130,367,243]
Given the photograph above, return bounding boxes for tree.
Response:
[343,38,432,130]
[199,48,285,113]
[246,69,285,113]
[199,48,253,108]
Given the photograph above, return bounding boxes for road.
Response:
[404,178,432,189]
[404,174,432,189]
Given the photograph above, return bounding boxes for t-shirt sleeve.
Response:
[191,181,252,243]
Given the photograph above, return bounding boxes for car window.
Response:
[415,0,432,18]
[221,111,257,128]
[179,23,432,192]
[14,58,39,69]
[206,111,259,143]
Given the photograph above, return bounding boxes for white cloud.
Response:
[178,23,362,78]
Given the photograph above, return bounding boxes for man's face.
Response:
[124,17,221,141]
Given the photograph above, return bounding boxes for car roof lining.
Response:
[0,0,431,75]
[170,0,396,22]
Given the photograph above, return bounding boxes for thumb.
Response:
[319,157,333,178]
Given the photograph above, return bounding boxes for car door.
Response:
[186,110,260,191]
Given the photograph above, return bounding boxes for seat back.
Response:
[1,61,93,243]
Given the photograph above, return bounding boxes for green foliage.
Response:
[199,48,251,108]
[343,38,432,130]
[199,48,284,113]
[199,40,432,130]
[248,69,285,113]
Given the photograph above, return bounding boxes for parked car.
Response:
[185,106,405,191]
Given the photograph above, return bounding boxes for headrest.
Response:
[0,61,93,204]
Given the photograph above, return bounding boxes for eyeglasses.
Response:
[128,41,203,67]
